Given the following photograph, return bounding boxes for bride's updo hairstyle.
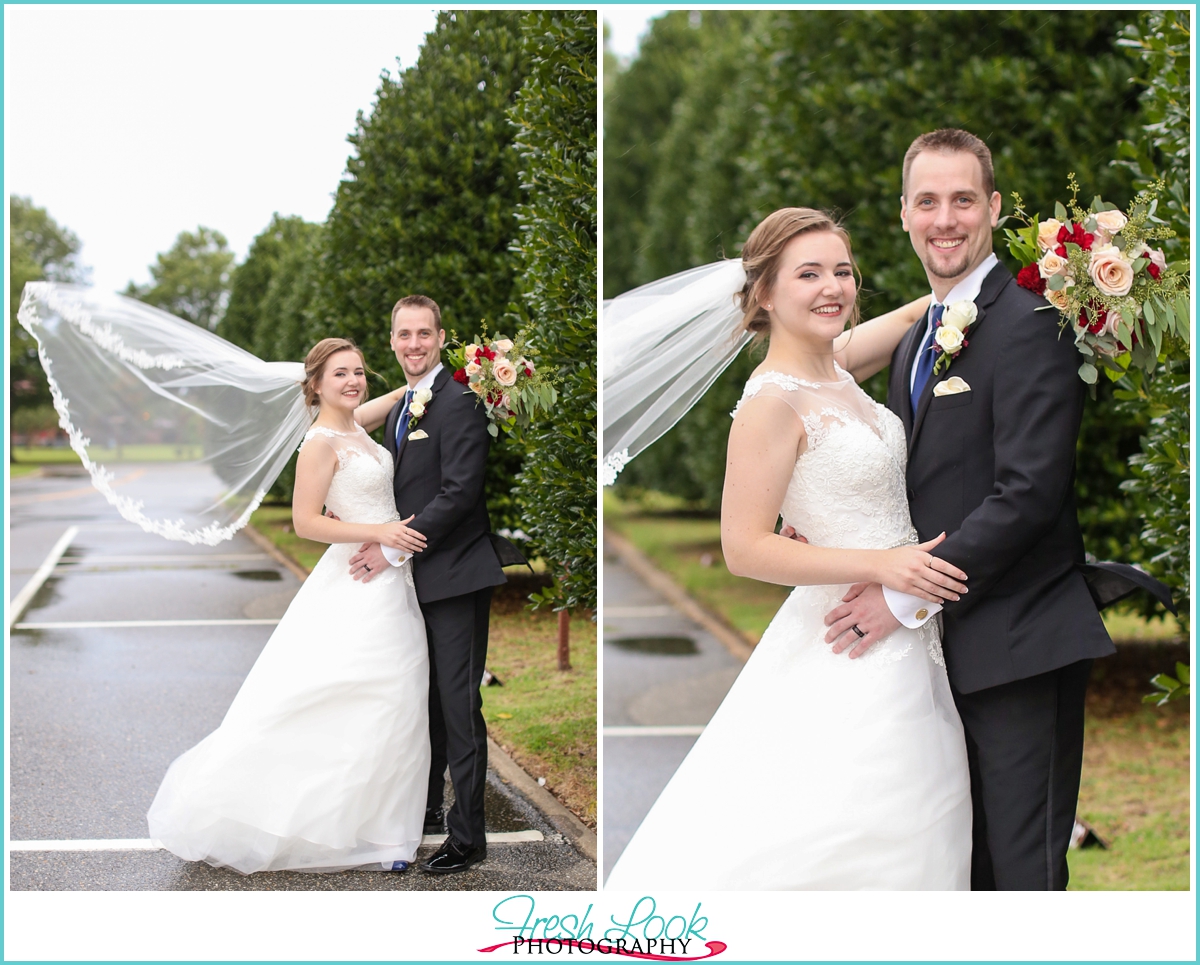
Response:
[736,207,860,340]
[302,337,369,408]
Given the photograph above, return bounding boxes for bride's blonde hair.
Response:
[302,338,370,408]
[736,207,861,340]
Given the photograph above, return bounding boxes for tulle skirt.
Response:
[605,583,972,891]
[148,543,430,873]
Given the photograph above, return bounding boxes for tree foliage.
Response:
[125,226,234,331]
[1113,10,1191,627]
[607,10,1154,578]
[509,10,597,612]
[9,196,86,416]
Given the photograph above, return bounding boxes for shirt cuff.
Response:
[882,586,941,628]
[381,544,409,567]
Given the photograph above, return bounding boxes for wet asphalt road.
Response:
[601,545,743,883]
[9,464,594,890]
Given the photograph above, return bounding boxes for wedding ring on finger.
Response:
[851,625,866,639]
[364,565,371,573]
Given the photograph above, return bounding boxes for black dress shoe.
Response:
[420,834,486,874]
[423,807,445,835]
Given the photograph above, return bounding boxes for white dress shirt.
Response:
[382,362,444,567]
[884,252,998,628]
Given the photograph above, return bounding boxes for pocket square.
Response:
[408,429,429,440]
[932,376,971,397]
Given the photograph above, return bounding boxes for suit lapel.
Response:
[395,366,452,471]
[894,316,926,439]
[384,400,400,466]
[909,262,1010,448]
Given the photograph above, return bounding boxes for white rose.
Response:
[493,338,514,355]
[1037,218,1064,251]
[409,402,426,418]
[1046,277,1074,312]
[1094,210,1128,236]
[1038,249,1070,280]
[413,388,433,405]
[934,326,964,354]
[466,361,482,376]
[941,300,978,332]
[1089,244,1134,297]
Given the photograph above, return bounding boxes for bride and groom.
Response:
[605,128,1128,891]
[148,295,508,875]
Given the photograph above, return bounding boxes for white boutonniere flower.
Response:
[932,299,978,376]
[408,387,434,430]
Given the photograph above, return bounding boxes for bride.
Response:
[147,337,432,874]
[604,208,973,890]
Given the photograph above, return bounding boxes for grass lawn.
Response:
[12,444,204,464]
[607,491,1190,889]
[8,463,44,478]
[249,505,597,828]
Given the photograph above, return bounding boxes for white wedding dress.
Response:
[605,368,972,891]
[148,425,431,873]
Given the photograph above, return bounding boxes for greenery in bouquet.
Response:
[446,327,558,437]
[1005,176,1190,385]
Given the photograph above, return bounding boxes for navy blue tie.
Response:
[395,388,414,448]
[910,303,944,414]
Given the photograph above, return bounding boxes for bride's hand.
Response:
[376,515,427,554]
[876,533,968,603]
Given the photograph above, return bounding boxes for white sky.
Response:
[5,5,440,293]
[603,6,669,62]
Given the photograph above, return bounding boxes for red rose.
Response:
[479,345,496,361]
[1017,263,1046,295]
[1079,305,1105,335]
[1057,223,1094,251]
[1147,262,1163,280]
[453,367,469,385]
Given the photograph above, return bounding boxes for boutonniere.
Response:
[931,300,979,376]
[407,387,433,430]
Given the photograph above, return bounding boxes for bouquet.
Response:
[448,328,557,437]
[1005,176,1189,384]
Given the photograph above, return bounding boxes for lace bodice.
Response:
[733,368,917,552]
[300,425,401,527]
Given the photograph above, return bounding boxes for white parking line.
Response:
[9,831,545,852]
[57,554,271,564]
[603,725,705,737]
[603,605,677,618]
[15,619,281,630]
[8,526,79,629]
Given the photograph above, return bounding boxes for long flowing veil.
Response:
[17,283,313,544]
[601,259,750,484]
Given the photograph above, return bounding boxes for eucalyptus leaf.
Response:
[1055,200,1069,222]
[1078,361,1098,384]
[1047,273,1066,292]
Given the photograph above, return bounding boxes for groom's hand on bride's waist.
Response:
[349,543,390,582]
[824,583,901,659]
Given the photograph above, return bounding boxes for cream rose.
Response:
[934,326,964,355]
[1046,279,1074,312]
[466,361,482,377]
[1094,210,1128,236]
[493,358,518,386]
[941,300,978,332]
[409,402,426,419]
[1089,244,1134,296]
[1038,249,1070,280]
[465,344,479,361]
[1037,218,1064,251]
[1149,247,1168,273]
[493,338,514,355]
[470,380,485,395]
[413,387,433,406]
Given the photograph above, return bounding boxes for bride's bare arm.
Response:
[834,294,931,383]
[354,387,407,433]
[720,397,967,602]
[291,438,427,553]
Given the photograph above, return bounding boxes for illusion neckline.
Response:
[750,362,852,388]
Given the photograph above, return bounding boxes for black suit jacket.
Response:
[887,262,1115,694]
[384,366,506,604]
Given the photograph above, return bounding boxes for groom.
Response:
[823,129,1116,890]
[351,294,507,874]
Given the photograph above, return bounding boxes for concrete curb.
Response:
[488,737,597,863]
[242,521,310,583]
[245,519,596,864]
[604,526,754,664]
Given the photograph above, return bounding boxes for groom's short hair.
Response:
[903,129,995,198]
[391,295,442,331]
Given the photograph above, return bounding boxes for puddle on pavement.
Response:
[23,575,64,615]
[609,635,698,656]
[231,570,283,582]
[436,774,536,832]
